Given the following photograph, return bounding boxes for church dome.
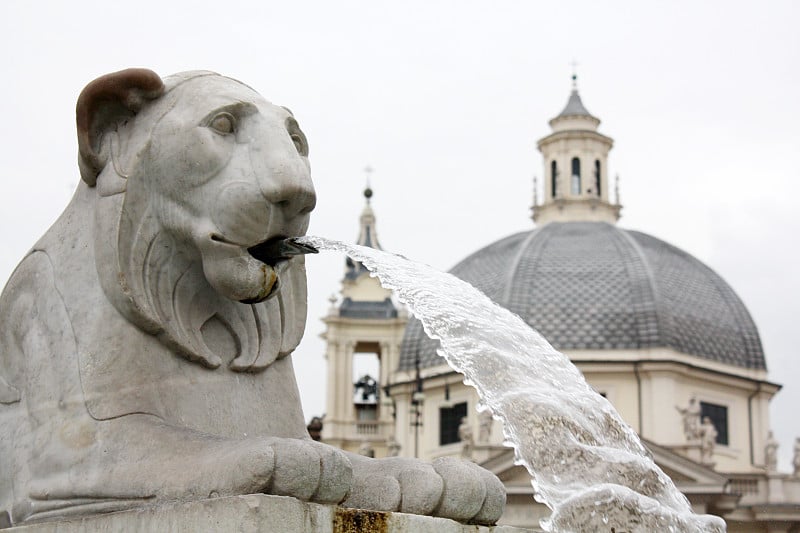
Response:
[399,221,765,372]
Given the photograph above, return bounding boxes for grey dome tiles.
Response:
[399,222,765,371]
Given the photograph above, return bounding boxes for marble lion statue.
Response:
[0,69,504,526]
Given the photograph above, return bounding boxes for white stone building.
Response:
[320,79,800,531]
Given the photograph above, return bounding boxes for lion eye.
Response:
[286,118,309,157]
[209,112,236,135]
[291,133,308,157]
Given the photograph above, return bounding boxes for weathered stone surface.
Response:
[0,69,505,527]
[4,495,539,533]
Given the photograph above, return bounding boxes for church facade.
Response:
[319,79,800,531]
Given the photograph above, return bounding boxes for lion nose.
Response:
[261,172,317,218]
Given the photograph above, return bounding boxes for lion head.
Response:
[78,69,315,372]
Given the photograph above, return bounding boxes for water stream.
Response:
[302,236,726,532]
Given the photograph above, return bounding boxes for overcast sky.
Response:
[1,1,798,469]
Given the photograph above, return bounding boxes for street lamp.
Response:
[411,355,424,458]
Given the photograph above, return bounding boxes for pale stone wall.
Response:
[531,198,621,224]
[5,495,539,533]
[538,134,613,200]
[548,114,600,133]
[569,348,778,473]
[385,348,777,475]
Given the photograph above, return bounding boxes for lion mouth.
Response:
[209,234,318,266]
[205,234,317,304]
[247,236,318,266]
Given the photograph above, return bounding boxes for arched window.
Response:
[551,160,558,198]
[594,160,601,196]
[571,157,581,195]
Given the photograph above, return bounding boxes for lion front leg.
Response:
[18,414,351,524]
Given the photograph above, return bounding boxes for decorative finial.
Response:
[570,60,579,90]
[328,293,339,315]
[363,165,374,204]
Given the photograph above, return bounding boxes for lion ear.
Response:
[76,68,165,187]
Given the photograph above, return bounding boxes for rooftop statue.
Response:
[0,69,504,526]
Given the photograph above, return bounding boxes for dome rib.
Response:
[704,266,763,368]
[613,227,665,348]
[500,228,547,314]
[512,222,652,351]
[628,231,766,369]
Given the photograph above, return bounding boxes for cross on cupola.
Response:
[356,167,380,251]
[363,165,374,205]
[570,59,579,89]
[532,72,621,225]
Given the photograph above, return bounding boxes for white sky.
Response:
[1,1,798,469]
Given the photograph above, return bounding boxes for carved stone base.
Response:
[4,494,540,532]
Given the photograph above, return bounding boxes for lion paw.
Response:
[342,455,505,525]
[432,457,506,524]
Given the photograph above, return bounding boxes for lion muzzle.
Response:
[199,247,279,303]
[200,237,317,304]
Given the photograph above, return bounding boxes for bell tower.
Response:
[320,185,408,457]
[533,74,621,224]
